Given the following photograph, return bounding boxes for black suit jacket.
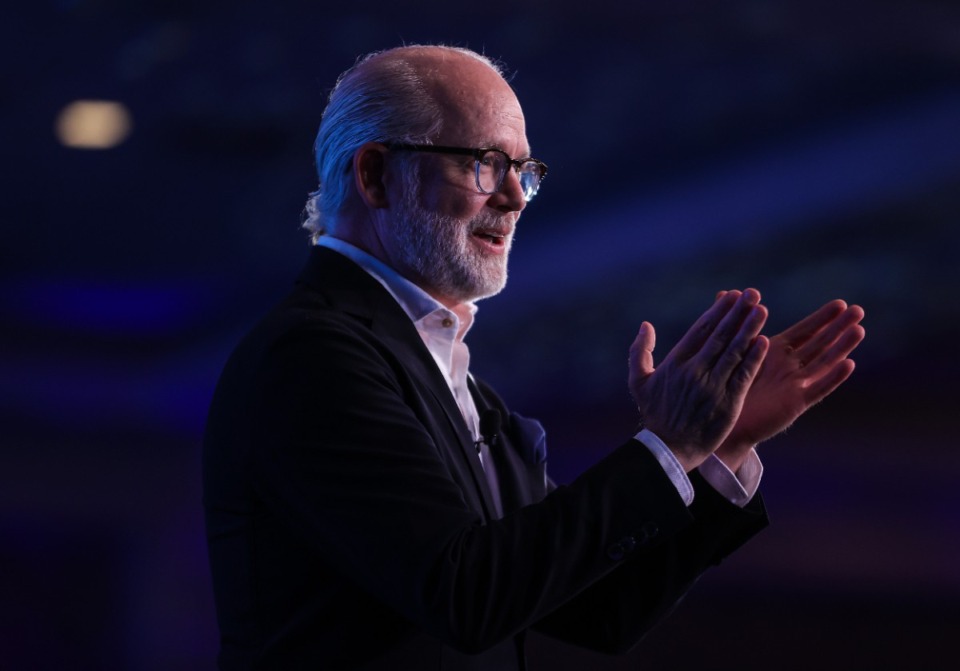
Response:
[203,246,769,670]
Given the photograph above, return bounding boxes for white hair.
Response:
[301,45,504,243]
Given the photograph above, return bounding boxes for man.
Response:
[203,45,865,670]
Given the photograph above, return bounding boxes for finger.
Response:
[795,305,865,365]
[778,299,847,348]
[628,322,657,387]
[802,358,856,406]
[670,290,742,361]
[693,288,762,368]
[799,323,865,378]
[710,302,769,381]
[727,334,770,395]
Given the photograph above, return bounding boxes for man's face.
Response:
[388,160,515,305]
[382,53,531,306]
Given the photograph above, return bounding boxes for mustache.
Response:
[468,212,516,237]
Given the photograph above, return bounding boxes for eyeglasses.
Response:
[384,143,548,202]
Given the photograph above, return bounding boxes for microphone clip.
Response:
[475,408,502,453]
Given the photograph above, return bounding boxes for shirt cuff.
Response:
[697,449,764,507]
[634,428,694,506]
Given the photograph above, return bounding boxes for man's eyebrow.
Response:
[482,143,534,158]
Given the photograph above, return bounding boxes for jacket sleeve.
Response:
[531,472,768,653]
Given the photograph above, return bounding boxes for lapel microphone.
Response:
[476,409,502,453]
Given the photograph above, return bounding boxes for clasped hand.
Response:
[713,296,865,471]
[629,289,769,472]
[629,290,865,473]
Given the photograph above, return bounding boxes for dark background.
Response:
[3,1,958,669]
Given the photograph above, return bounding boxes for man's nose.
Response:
[488,168,527,214]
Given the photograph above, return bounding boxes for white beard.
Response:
[389,175,513,304]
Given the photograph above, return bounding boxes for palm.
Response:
[723,300,865,450]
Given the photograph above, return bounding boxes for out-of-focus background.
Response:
[3,1,958,669]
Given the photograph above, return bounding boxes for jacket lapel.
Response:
[297,247,501,522]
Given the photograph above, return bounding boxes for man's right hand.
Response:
[628,289,769,472]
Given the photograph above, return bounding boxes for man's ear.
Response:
[352,142,390,209]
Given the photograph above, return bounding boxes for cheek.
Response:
[440,198,487,224]
[418,177,487,220]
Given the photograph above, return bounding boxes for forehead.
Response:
[419,52,528,152]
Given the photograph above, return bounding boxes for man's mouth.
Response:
[473,231,505,245]
[471,226,511,249]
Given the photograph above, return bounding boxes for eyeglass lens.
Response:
[476,150,543,201]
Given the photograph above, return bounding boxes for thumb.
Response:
[628,322,656,387]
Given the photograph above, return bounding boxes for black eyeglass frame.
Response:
[383,142,548,201]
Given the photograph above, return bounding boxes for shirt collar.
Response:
[315,236,477,339]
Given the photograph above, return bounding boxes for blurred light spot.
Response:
[55,100,133,149]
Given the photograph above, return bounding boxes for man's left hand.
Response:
[715,298,866,472]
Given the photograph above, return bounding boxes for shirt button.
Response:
[606,542,626,561]
[606,536,636,561]
[441,317,454,328]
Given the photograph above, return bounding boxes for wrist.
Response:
[714,436,754,473]
[639,421,711,473]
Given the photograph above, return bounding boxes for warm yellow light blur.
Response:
[55,100,133,149]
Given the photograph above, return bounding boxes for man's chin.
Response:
[460,274,508,304]
[418,255,508,305]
